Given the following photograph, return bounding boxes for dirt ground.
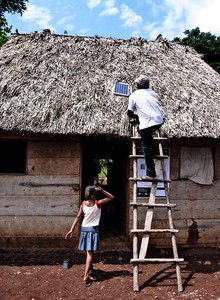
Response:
[0,247,220,300]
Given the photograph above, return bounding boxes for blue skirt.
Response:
[78,226,100,251]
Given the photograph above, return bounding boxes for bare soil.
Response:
[0,247,220,300]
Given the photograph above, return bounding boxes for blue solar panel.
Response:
[113,82,129,96]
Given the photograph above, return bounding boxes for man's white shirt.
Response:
[128,88,164,130]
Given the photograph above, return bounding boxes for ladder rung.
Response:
[130,202,176,208]
[130,136,168,141]
[129,154,168,159]
[129,177,171,183]
[131,229,179,233]
[131,258,184,263]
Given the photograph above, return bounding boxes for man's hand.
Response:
[127,110,139,124]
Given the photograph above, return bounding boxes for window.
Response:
[92,158,113,186]
[0,141,26,173]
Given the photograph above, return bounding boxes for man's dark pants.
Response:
[139,124,162,177]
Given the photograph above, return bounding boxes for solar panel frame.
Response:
[113,82,130,96]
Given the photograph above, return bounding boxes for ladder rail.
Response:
[131,124,139,292]
[159,140,183,292]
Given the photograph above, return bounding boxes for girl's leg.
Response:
[84,251,93,281]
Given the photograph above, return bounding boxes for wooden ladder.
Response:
[129,124,184,292]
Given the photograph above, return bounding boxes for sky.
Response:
[5,0,220,40]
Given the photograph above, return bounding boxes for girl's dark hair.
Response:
[85,185,97,201]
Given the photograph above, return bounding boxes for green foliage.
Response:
[98,159,113,177]
[0,0,28,16]
[0,16,12,46]
[173,27,220,74]
[0,1,29,46]
[209,61,220,74]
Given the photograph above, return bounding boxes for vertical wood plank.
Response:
[132,125,139,291]
[138,158,161,259]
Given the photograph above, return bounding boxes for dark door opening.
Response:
[82,139,129,237]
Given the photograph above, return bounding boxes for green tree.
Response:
[173,27,220,73]
[0,15,12,46]
[0,0,28,16]
[0,0,29,46]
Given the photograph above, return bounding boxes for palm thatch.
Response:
[0,31,220,139]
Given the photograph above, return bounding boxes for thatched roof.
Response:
[0,31,220,139]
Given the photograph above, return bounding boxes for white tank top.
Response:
[81,201,101,227]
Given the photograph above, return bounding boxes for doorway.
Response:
[82,138,129,239]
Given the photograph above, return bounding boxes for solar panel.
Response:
[113,82,129,96]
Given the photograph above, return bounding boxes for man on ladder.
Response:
[127,75,164,180]
[127,75,184,293]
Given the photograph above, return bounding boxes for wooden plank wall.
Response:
[0,140,81,246]
[129,140,220,247]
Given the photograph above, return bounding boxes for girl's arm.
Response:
[65,205,83,239]
[96,187,114,206]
